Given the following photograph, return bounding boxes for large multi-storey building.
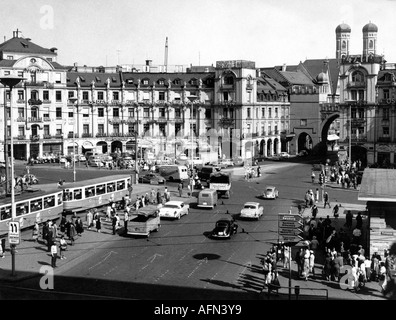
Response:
[0,31,290,163]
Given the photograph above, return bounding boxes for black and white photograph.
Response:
[0,0,395,312]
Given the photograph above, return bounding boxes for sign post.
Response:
[278,213,304,300]
[8,221,20,277]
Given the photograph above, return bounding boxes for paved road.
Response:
[0,160,388,300]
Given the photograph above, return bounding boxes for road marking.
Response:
[141,264,149,270]
[88,251,118,271]
[103,266,118,277]
[235,261,251,284]
[179,248,194,261]
[147,253,163,263]
[226,252,235,262]
[187,257,208,278]
[204,271,219,289]
[154,269,169,282]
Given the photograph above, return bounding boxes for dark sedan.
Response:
[211,218,238,239]
[138,173,166,185]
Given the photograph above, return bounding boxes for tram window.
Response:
[74,189,82,200]
[107,182,115,193]
[85,187,95,198]
[44,195,55,209]
[96,184,106,195]
[0,206,12,220]
[117,180,125,190]
[30,200,43,212]
[57,193,63,205]
[16,202,29,216]
[63,190,72,201]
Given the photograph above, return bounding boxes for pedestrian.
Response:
[283,245,290,269]
[32,221,40,242]
[59,235,67,260]
[50,242,58,268]
[156,190,162,204]
[297,204,303,214]
[295,248,304,278]
[311,204,318,219]
[178,181,183,198]
[42,220,49,246]
[0,239,4,258]
[150,188,156,204]
[311,171,315,183]
[270,271,280,295]
[94,210,101,233]
[345,210,353,230]
[144,193,150,206]
[332,252,344,282]
[124,210,129,235]
[164,187,170,202]
[323,252,332,281]
[302,247,311,281]
[378,262,388,293]
[60,214,67,235]
[135,196,141,211]
[333,203,340,218]
[106,204,112,222]
[323,191,331,208]
[75,216,84,236]
[86,209,93,230]
[46,223,53,252]
[309,250,316,278]
[355,212,363,230]
[315,188,320,203]
[112,214,117,235]
[68,220,76,245]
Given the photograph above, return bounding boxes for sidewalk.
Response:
[0,182,196,283]
[269,201,387,300]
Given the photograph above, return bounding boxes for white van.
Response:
[157,165,189,182]
[88,155,104,167]
[197,189,218,209]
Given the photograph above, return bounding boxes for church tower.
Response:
[335,23,351,60]
[362,22,378,57]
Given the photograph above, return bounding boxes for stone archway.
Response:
[111,141,122,153]
[259,139,266,156]
[267,139,273,156]
[96,141,108,154]
[273,138,279,155]
[298,132,313,153]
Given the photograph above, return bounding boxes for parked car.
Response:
[158,201,189,220]
[279,152,290,159]
[77,154,87,162]
[262,186,279,199]
[298,150,308,157]
[232,156,244,166]
[211,218,238,239]
[138,173,166,185]
[240,202,264,220]
[218,159,234,168]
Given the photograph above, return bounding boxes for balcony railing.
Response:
[157,117,167,123]
[42,100,51,104]
[17,135,26,140]
[347,81,366,88]
[82,133,92,138]
[43,117,51,122]
[110,132,123,137]
[54,134,63,139]
[67,133,79,138]
[28,99,43,106]
[43,134,52,139]
[16,99,25,104]
[378,136,391,142]
[96,133,108,138]
[30,135,40,141]
[16,117,25,122]
[28,117,43,123]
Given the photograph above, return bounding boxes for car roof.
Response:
[244,202,260,206]
[265,186,276,189]
[164,200,183,206]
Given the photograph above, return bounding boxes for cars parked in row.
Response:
[138,173,166,185]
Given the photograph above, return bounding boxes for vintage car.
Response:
[158,200,189,219]
[240,202,264,220]
[138,173,166,185]
[262,186,279,199]
[211,218,238,239]
[218,159,235,168]
[232,156,244,167]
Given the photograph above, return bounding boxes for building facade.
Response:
[0,32,290,163]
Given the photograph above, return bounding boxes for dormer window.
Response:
[174,79,181,85]
[95,76,101,82]
[190,78,197,85]
[126,79,133,84]
[142,79,149,86]
[79,76,85,82]
[112,76,117,82]
[158,79,165,86]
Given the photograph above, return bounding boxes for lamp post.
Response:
[0,75,25,277]
[69,98,78,182]
[349,104,352,165]
[187,96,198,173]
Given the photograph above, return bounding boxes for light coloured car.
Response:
[279,152,290,158]
[262,186,279,199]
[219,159,234,168]
[158,201,189,220]
[240,202,264,220]
[139,173,166,185]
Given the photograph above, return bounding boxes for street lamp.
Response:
[69,98,78,182]
[0,75,25,277]
[349,104,352,165]
[187,95,199,170]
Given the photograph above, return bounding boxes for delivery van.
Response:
[197,189,218,209]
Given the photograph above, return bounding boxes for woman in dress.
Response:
[68,220,77,245]
[75,217,84,236]
[94,211,101,233]
[323,252,332,281]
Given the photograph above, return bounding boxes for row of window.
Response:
[62,180,126,201]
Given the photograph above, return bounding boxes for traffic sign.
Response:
[280,234,304,242]
[278,220,303,229]
[8,221,20,245]
[278,213,304,244]
[279,228,303,236]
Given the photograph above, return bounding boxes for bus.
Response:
[0,184,64,236]
[209,172,232,198]
[61,174,131,213]
[157,165,189,182]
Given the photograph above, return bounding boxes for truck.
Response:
[126,205,161,237]
[209,172,232,199]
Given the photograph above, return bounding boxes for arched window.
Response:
[369,40,374,49]
[224,76,234,85]
[341,40,346,50]
[352,71,365,83]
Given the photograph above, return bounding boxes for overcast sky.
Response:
[1,0,396,68]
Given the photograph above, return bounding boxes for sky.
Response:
[1,0,396,68]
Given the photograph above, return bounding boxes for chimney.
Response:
[26,38,31,42]
[282,64,287,72]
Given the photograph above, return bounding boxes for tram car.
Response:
[61,174,131,213]
[0,184,64,237]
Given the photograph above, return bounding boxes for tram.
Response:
[61,174,131,213]
[0,184,63,237]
